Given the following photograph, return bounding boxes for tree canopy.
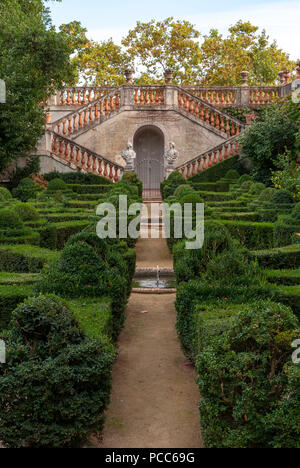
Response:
[0,0,73,172]
[63,18,295,86]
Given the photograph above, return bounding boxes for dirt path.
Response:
[97,236,202,448]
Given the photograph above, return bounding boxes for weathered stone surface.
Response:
[73,109,224,167]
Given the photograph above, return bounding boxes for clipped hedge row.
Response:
[0,244,59,273]
[251,244,300,269]
[219,219,274,249]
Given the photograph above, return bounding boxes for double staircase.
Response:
[45,79,291,183]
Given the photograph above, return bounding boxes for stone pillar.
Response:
[164,68,174,85]
[239,71,250,106]
[120,85,134,107]
[165,161,175,179]
[164,85,177,107]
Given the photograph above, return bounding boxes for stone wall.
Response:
[72,109,225,167]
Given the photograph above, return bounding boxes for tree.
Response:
[122,17,202,84]
[0,0,73,173]
[200,21,295,86]
[60,21,127,86]
[239,99,300,185]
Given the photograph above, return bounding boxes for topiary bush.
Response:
[174,184,195,198]
[12,178,41,202]
[43,171,112,186]
[121,172,143,197]
[225,169,240,181]
[173,221,233,283]
[259,187,276,202]
[238,174,253,185]
[14,203,40,222]
[0,295,115,448]
[0,209,24,230]
[161,171,186,199]
[36,238,128,339]
[271,189,295,205]
[0,187,12,201]
[197,300,300,448]
[241,180,254,191]
[249,182,265,195]
[46,178,68,192]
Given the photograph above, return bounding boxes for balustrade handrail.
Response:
[48,130,124,170]
[176,134,240,172]
[51,87,122,136]
[175,87,246,129]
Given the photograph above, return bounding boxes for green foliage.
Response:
[0,244,59,273]
[47,178,68,192]
[189,155,249,183]
[0,0,73,171]
[14,203,40,222]
[239,100,300,185]
[0,284,33,331]
[0,209,23,230]
[12,178,41,202]
[43,171,112,186]
[271,189,295,205]
[174,184,195,198]
[238,174,253,185]
[6,156,40,190]
[219,219,274,249]
[225,169,240,181]
[0,295,115,448]
[161,171,186,199]
[249,182,265,195]
[197,301,300,448]
[251,244,300,269]
[121,172,143,197]
[0,187,12,201]
[259,187,276,202]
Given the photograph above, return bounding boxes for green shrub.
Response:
[14,203,40,222]
[249,182,265,195]
[161,171,186,199]
[218,220,274,249]
[174,184,194,198]
[68,184,111,195]
[0,295,115,448]
[238,174,252,185]
[0,209,23,230]
[0,187,12,201]
[259,187,276,202]
[0,284,33,330]
[240,180,254,191]
[39,223,58,250]
[265,268,300,286]
[36,239,128,338]
[250,244,300,269]
[12,178,41,202]
[189,154,249,183]
[44,171,112,185]
[0,244,59,273]
[225,169,239,180]
[271,189,295,205]
[47,178,68,191]
[121,172,143,197]
[174,221,232,283]
[196,301,300,448]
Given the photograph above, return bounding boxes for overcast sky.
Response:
[49,0,299,60]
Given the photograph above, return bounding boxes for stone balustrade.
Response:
[59,87,115,106]
[249,87,280,105]
[48,131,123,182]
[52,89,121,136]
[177,89,244,137]
[133,86,165,106]
[184,87,238,106]
[176,136,240,178]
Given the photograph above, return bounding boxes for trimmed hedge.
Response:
[68,297,113,340]
[188,154,249,183]
[67,184,112,195]
[265,268,300,286]
[251,244,300,269]
[0,244,59,273]
[218,219,274,249]
[43,171,113,185]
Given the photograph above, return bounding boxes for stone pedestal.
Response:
[165,161,175,179]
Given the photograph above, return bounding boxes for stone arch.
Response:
[133,125,165,191]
